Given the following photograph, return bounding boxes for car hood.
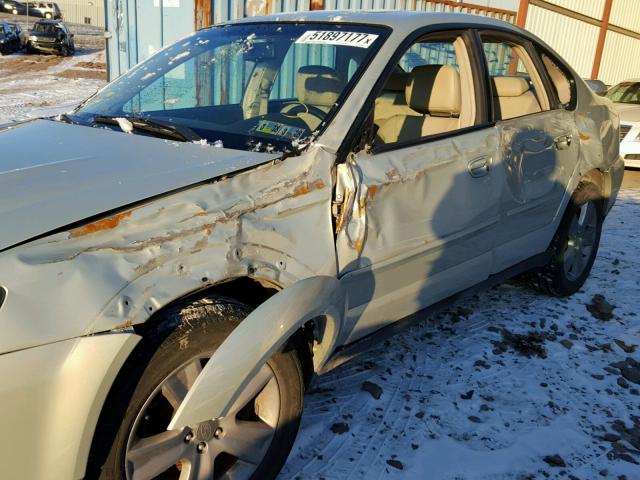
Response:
[0,119,279,251]
[612,103,640,123]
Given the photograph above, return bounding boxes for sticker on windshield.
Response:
[254,120,306,140]
[295,31,379,49]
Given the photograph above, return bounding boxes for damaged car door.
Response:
[480,33,581,272]
[336,30,502,342]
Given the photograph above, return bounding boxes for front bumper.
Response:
[606,156,625,214]
[0,333,139,479]
[620,123,640,168]
[28,40,63,53]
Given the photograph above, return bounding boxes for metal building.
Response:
[518,0,640,85]
[104,0,640,85]
[55,0,105,27]
[104,0,516,80]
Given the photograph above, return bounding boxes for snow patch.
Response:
[114,117,134,134]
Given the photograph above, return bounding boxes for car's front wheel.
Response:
[90,296,304,480]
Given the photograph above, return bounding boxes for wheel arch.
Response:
[84,275,340,477]
[575,167,610,214]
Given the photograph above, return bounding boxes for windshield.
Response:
[606,82,640,105]
[73,23,386,153]
[33,23,58,34]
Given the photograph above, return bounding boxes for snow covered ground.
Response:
[283,189,640,479]
[0,49,106,124]
[0,52,638,478]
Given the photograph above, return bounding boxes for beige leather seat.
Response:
[376,65,461,144]
[492,76,541,120]
[284,65,342,130]
[374,70,416,123]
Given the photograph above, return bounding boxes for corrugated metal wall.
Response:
[609,0,640,34]
[536,0,603,19]
[523,0,640,85]
[600,30,640,84]
[56,0,105,27]
[525,4,600,79]
[105,0,516,79]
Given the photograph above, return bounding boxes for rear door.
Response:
[336,30,502,342]
[479,32,580,273]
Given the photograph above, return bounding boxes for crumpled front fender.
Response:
[168,275,346,430]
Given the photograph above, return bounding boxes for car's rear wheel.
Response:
[526,181,604,297]
[90,296,304,480]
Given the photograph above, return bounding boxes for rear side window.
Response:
[481,36,550,121]
[538,51,575,109]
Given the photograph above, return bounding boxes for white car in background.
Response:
[606,79,640,167]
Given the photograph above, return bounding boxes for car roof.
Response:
[225,10,522,33]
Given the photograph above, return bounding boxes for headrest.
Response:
[297,65,342,107]
[384,71,410,92]
[405,65,461,117]
[492,77,530,97]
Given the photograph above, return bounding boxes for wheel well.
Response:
[135,276,316,387]
[577,168,608,211]
[87,277,317,477]
[177,277,316,388]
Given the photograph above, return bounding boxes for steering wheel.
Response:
[280,101,327,122]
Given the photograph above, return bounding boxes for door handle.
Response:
[468,156,492,178]
[554,134,573,150]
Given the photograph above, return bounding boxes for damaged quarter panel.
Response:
[0,144,336,354]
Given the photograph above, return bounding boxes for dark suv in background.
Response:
[0,21,20,55]
[27,19,74,56]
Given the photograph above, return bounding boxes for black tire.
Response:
[526,181,604,297]
[87,295,304,480]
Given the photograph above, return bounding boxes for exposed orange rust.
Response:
[368,185,378,200]
[385,168,401,181]
[354,238,364,254]
[292,179,325,197]
[70,211,133,238]
[112,319,134,330]
[579,133,591,141]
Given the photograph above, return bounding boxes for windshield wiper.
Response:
[93,115,202,143]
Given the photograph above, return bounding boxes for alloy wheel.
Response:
[125,357,280,480]
[562,201,598,281]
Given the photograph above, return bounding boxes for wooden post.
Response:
[195,0,212,29]
[592,0,613,80]
[516,0,529,27]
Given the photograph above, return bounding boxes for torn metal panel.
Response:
[0,333,139,480]
[0,145,337,354]
[168,275,346,429]
[0,119,279,252]
[336,128,501,343]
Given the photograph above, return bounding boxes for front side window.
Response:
[72,23,386,153]
[607,82,640,105]
[373,34,475,146]
[481,36,550,121]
